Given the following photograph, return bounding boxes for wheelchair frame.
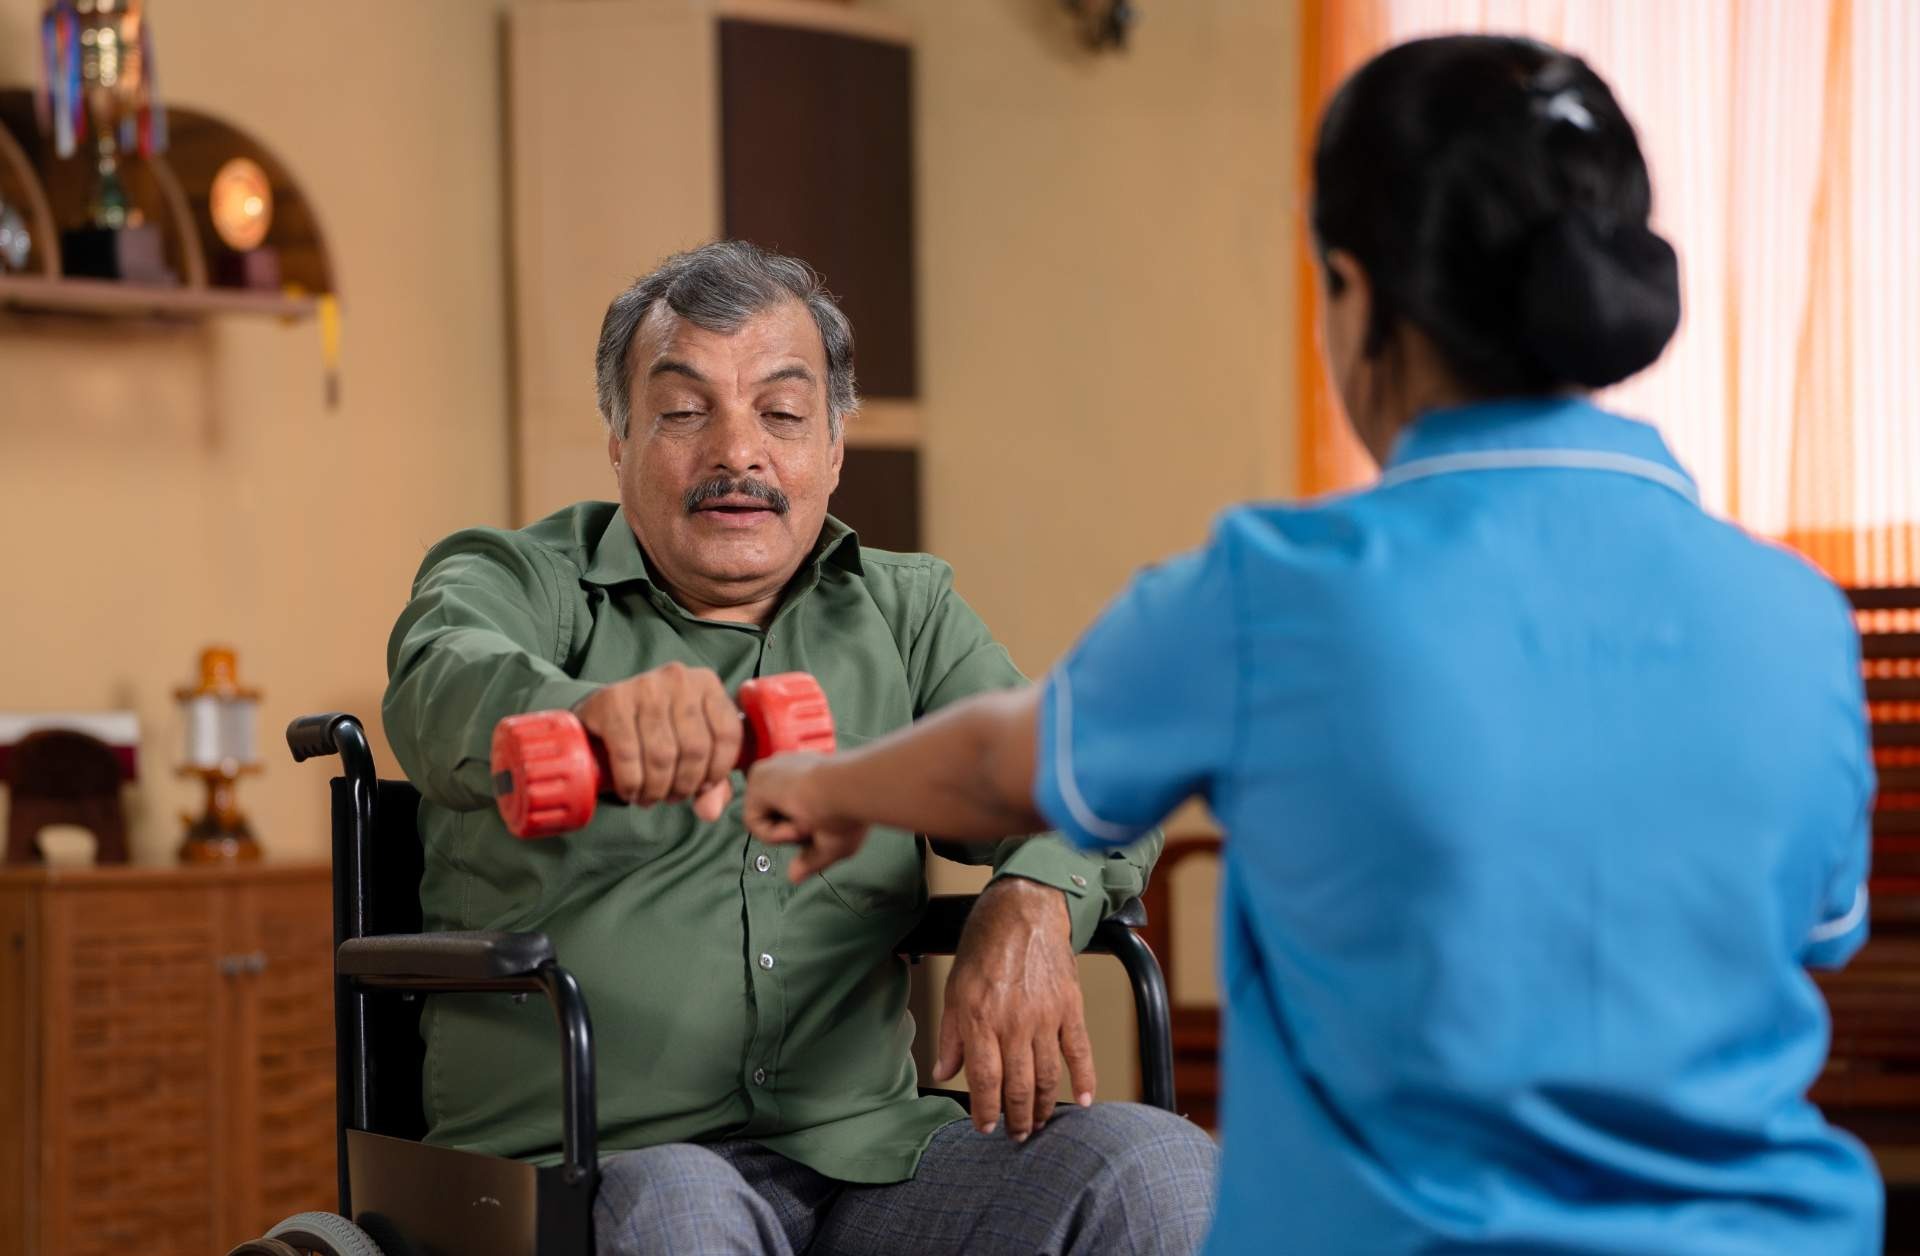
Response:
[250,711,1176,1256]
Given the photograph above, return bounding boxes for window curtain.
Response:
[1295,0,1919,587]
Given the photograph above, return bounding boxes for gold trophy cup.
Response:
[42,0,174,282]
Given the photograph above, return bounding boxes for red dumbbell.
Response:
[491,671,835,839]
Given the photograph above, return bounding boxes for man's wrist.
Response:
[981,874,1073,940]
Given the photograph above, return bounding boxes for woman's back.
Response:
[743,30,1890,1256]
[1201,397,1879,1252]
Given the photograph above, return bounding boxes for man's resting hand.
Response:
[937,876,1097,1141]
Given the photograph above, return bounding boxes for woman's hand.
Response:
[744,753,871,881]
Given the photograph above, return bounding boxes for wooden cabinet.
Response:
[0,864,333,1256]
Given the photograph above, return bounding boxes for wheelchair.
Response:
[227,712,1179,1256]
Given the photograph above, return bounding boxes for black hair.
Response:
[1312,35,1681,395]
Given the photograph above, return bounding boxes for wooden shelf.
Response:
[0,88,333,326]
[843,398,920,449]
[0,273,317,320]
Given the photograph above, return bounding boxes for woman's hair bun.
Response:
[1313,36,1685,396]
[1517,211,1681,389]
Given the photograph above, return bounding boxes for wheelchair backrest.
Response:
[330,774,430,1141]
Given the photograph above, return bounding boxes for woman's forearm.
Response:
[808,687,1046,840]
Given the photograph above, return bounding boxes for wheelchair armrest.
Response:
[1105,896,1147,930]
[896,894,1149,957]
[338,930,556,983]
[337,930,597,1186]
[895,894,977,956]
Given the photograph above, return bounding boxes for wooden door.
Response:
[0,884,38,1256]
[222,873,335,1245]
[39,882,226,1256]
[719,15,918,398]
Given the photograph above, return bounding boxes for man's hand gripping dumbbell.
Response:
[491,664,834,838]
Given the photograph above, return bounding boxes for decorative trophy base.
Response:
[61,223,177,284]
[214,247,281,291]
[178,758,263,866]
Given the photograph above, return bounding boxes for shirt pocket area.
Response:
[814,729,927,918]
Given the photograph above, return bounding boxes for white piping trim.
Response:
[1049,670,1136,845]
[1808,885,1868,944]
[1376,449,1701,504]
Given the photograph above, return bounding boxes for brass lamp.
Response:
[175,646,262,864]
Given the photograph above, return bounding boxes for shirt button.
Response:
[759,953,776,970]
[753,1067,768,1086]
[1070,874,1088,888]
[755,854,772,874]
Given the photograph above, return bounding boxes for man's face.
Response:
[610,298,843,620]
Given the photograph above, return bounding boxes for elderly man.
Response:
[382,241,1216,1255]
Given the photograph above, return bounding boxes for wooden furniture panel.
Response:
[1815,587,1920,1182]
[0,885,38,1256]
[0,91,331,320]
[832,446,921,554]
[0,865,331,1255]
[720,16,917,397]
[41,883,224,1256]
[226,878,338,1241]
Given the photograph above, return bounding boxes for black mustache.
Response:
[683,476,791,515]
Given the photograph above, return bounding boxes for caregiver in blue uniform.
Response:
[744,34,1881,1255]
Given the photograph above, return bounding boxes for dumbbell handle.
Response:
[492,672,834,839]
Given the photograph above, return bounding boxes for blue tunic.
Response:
[1035,398,1880,1253]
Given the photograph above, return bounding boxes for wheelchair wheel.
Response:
[225,1211,385,1256]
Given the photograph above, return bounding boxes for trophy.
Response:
[38,0,174,283]
[175,646,264,865]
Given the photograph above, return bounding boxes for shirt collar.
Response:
[581,507,864,592]
[1387,395,1694,492]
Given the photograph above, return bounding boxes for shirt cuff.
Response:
[991,837,1109,952]
[1032,669,1154,851]
[540,676,607,715]
[1804,883,1870,970]
[452,676,606,806]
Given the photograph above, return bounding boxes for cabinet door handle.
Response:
[217,952,270,976]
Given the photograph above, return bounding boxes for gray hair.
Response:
[595,240,857,441]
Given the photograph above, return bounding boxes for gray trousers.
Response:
[594,1103,1218,1255]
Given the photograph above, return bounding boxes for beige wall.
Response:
[893,0,1299,662]
[867,0,1299,1095]
[0,0,513,865]
[505,0,1295,1103]
[0,0,1281,1097]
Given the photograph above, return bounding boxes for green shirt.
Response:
[382,502,1162,1183]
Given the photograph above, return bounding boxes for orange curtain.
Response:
[1295,0,1920,586]
[1294,0,1379,498]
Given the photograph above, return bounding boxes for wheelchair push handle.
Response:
[287,712,355,763]
[490,671,835,839]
